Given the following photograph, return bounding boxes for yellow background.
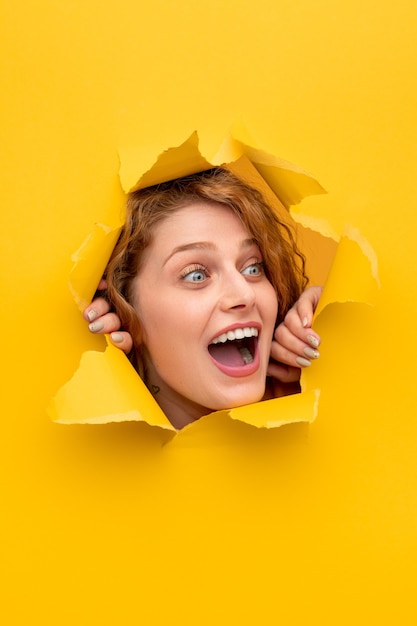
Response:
[1,1,416,623]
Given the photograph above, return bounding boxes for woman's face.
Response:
[131,201,278,427]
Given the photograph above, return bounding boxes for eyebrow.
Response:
[163,238,258,266]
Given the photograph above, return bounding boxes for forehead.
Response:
[152,201,251,241]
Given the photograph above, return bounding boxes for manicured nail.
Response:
[296,356,311,367]
[302,316,309,328]
[110,332,124,343]
[304,346,320,359]
[86,309,98,322]
[88,320,104,332]
[306,335,320,348]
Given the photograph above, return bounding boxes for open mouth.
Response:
[208,327,258,368]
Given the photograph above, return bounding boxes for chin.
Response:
[209,384,266,411]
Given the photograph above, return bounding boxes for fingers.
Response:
[84,306,133,353]
[270,285,323,370]
[293,285,323,329]
[267,360,301,384]
[83,285,133,354]
[107,331,133,354]
[86,311,122,334]
[96,277,108,291]
[271,323,320,369]
[83,297,111,324]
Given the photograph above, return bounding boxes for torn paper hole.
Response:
[48,129,379,438]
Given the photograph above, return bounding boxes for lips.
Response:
[207,324,261,377]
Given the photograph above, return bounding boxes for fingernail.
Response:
[302,316,309,328]
[89,320,104,332]
[296,356,311,367]
[304,346,320,359]
[306,335,320,348]
[86,309,98,322]
[110,332,124,343]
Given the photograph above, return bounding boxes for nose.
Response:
[218,268,256,311]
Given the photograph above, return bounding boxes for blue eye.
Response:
[242,262,264,276]
[181,266,208,282]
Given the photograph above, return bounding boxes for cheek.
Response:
[136,293,206,352]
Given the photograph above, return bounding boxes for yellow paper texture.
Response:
[119,131,213,192]
[314,224,380,319]
[217,388,320,428]
[50,339,175,430]
[301,224,380,394]
[69,222,123,312]
[121,129,326,209]
[4,3,417,622]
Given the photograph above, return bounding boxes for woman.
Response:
[85,167,322,429]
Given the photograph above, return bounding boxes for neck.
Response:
[151,383,211,430]
[143,360,211,430]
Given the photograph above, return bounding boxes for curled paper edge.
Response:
[69,223,123,313]
[225,389,320,429]
[48,340,175,431]
[314,223,380,321]
[119,129,326,209]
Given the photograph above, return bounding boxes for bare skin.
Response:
[85,281,323,390]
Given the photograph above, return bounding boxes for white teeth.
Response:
[216,333,228,344]
[211,326,258,344]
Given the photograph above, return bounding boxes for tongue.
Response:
[208,342,252,367]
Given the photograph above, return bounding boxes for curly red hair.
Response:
[105,167,308,373]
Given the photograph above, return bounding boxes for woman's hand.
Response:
[84,281,323,386]
[267,286,322,385]
[83,279,133,353]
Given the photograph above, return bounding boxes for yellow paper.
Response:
[51,339,175,431]
[301,224,380,394]
[3,1,416,622]
[314,224,380,319]
[69,222,123,312]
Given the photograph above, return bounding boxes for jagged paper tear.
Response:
[48,130,379,437]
